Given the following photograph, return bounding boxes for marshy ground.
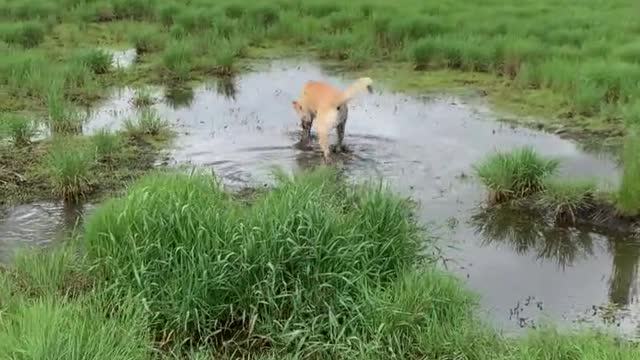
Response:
[2,0,640,358]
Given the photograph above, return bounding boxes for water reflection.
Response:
[471,204,640,318]
[470,205,595,269]
[165,85,195,108]
[608,239,640,307]
[215,76,238,101]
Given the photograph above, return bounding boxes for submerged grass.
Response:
[473,146,560,204]
[1,168,639,358]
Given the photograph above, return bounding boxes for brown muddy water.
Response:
[2,59,639,337]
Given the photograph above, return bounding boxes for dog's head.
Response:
[366,84,373,94]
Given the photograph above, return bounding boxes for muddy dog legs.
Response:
[316,108,339,162]
[334,104,348,153]
[300,110,316,141]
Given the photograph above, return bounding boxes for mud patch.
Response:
[2,60,636,337]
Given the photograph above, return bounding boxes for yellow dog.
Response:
[291,77,373,161]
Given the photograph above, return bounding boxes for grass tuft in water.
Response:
[73,49,113,75]
[46,90,84,135]
[90,128,122,162]
[473,146,560,204]
[161,41,194,81]
[123,108,169,139]
[43,136,94,201]
[131,87,155,108]
[535,178,597,225]
[0,113,38,147]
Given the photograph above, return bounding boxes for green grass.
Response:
[0,113,38,146]
[123,108,170,139]
[161,40,194,81]
[73,48,113,75]
[535,178,598,224]
[0,21,45,48]
[43,136,94,201]
[0,0,637,140]
[616,127,640,216]
[1,167,639,359]
[46,90,84,134]
[0,293,151,360]
[83,167,423,350]
[131,87,156,107]
[128,27,165,54]
[91,127,123,161]
[473,146,560,203]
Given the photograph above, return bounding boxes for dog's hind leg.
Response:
[335,105,348,153]
[316,108,338,162]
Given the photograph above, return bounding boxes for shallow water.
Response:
[109,48,137,69]
[2,60,638,336]
[0,201,90,262]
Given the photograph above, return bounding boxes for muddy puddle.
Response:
[2,60,638,337]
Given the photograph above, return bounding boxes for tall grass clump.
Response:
[161,41,194,81]
[91,128,122,162]
[111,0,155,21]
[514,327,640,360]
[7,242,92,297]
[83,167,423,353]
[616,127,640,216]
[123,108,169,139]
[73,49,113,75]
[209,37,245,76]
[473,146,560,204]
[158,3,180,27]
[0,21,45,48]
[44,136,94,201]
[128,27,164,54]
[46,90,84,134]
[0,113,37,146]
[535,178,597,224]
[0,294,150,360]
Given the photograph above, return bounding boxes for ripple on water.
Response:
[3,59,635,337]
[0,201,92,262]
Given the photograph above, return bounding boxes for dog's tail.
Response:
[334,77,373,107]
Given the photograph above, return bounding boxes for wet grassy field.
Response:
[2,0,640,358]
[1,0,639,135]
[2,168,640,359]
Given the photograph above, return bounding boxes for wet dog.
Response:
[291,77,373,162]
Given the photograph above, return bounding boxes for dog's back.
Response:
[299,81,342,111]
